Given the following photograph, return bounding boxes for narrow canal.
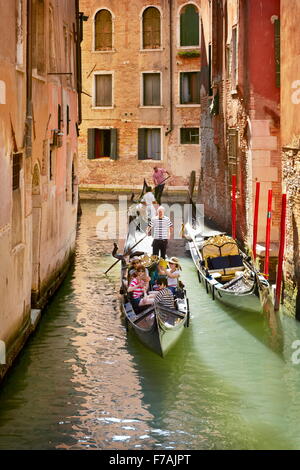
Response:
[1,200,300,450]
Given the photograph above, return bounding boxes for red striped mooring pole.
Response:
[264,189,273,279]
[275,194,287,311]
[231,175,237,239]
[253,182,260,261]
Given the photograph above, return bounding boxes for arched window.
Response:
[143,7,161,49]
[180,4,199,47]
[95,9,112,51]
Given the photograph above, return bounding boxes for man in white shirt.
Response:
[141,187,157,220]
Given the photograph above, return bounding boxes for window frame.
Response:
[140,5,163,51]
[180,127,200,145]
[177,2,200,50]
[93,8,115,53]
[93,71,114,109]
[178,70,201,106]
[141,71,162,107]
[138,126,163,161]
[87,127,118,160]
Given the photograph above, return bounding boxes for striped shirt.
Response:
[129,278,145,299]
[149,216,173,239]
[155,288,175,309]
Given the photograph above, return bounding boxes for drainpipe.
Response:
[25,0,33,157]
[75,0,82,125]
[165,0,173,136]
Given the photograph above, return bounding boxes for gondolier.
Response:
[147,206,173,259]
[153,167,170,205]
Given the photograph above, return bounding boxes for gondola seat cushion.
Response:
[207,256,230,270]
[228,254,244,267]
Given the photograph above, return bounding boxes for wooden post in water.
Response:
[264,189,272,279]
[253,182,260,260]
[275,194,287,311]
[187,170,196,203]
[231,175,237,239]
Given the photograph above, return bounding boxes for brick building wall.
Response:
[199,0,281,256]
[78,0,201,192]
[0,0,80,380]
[281,0,300,318]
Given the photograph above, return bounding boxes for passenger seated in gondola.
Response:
[159,256,181,295]
[128,266,155,309]
[154,277,175,309]
[149,258,167,290]
[128,257,141,278]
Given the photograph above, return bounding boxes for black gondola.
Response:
[116,219,190,357]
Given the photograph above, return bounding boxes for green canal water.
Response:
[1,200,300,450]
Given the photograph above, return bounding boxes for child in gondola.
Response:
[128,266,156,309]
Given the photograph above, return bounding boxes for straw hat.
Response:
[166,256,182,270]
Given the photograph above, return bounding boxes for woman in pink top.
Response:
[152,167,170,205]
[128,266,156,309]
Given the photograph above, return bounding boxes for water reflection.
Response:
[0,201,300,449]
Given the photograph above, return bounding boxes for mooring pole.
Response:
[264,189,273,279]
[231,175,237,239]
[274,194,287,311]
[253,182,260,261]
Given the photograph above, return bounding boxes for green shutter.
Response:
[87,129,95,159]
[110,129,118,160]
[274,19,280,88]
[138,129,146,160]
[180,5,199,46]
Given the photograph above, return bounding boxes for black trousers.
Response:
[152,239,168,259]
[154,184,165,205]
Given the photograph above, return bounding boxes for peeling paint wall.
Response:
[0,0,79,380]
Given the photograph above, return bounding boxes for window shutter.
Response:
[110,129,118,160]
[228,129,238,175]
[144,74,160,106]
[180,5,199,47]
[95,75,112,106]
[87,129,95,159]
[152,129,161,160]
[95,10,112,51]
[138,129,146,160]
[274,19,280,88]
[143,7,160,49]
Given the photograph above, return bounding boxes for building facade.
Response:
[0,0,81,379]
[78,0,201,194]
[199,0,281,257]
[281,0,300,318]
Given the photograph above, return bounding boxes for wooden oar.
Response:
[153,175,171,189]
[104,234,148,275]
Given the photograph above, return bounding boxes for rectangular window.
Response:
[231,27,238,90]
[87,128,118,159]
[66,105,70,135]
[49,6,56,72]
[12,153,22,190]
[180,128,199,144]
[208,44,213,96]
[274,18,280,88]
[138,128,161,160]
[180,72,200,104]
[95,74,112,107]
[32,0,45,75]
[143,73,161,106]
